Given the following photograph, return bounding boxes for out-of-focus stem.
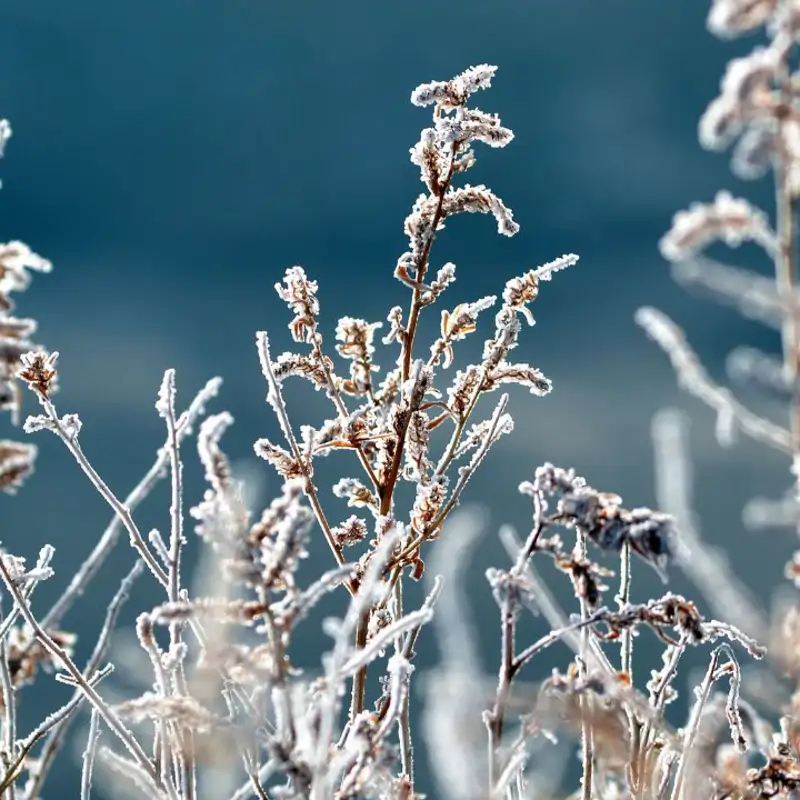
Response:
[773,46,800,534]
[576,531,594,800]
[619,542,633,677]
[618,541,641,795]
[487,598,515,793]
[392,578,414,787]
[349,616,369,723]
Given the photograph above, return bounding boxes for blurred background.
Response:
[0,0,794,795]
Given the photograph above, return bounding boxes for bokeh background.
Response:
[0,0,794,796]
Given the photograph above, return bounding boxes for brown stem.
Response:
[487,603,515,793]
[380,145,458,510]
[618,541,641,797]
[350,146,460,724]
[310,334,381,491]
[487,503,546,794]
[349,614,370,722]
[576,531,594,800]
[392,577,414,787]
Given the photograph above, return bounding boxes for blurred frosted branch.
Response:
[651,408,765,638]
[636,306,793,453]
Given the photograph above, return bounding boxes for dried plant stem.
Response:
[161,373,184,608]
[347,526,399,723]
[356,150,457,720]
[261,606,296,749]
[316,532,398,794]
[576,530,594,800]
[0,570,43,643]
[618,540,641,793]
[172,668,196,800]
[400,145,457,385]
[487,592,515,794]
[397,666,413,783]
[159,372,196,800]
[310,333,381,491]
[378,144,457,516]
[619,542,633,677]
[377,577,442,790]
[391,577,414,786]
[349,617,370,723]
[433,368,487,482]
[486,505,611,797]
[431,394,508,531]
[80,708,101,800]
[520,612,609,672]
[486,511,545,788]
[499,526,617,674]
[0,610,16,800]
[669,649,720,800]
[228,761,276,800]
[247,769,271,800]
[636,637,688,799]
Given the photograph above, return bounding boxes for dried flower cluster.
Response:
[0,132,52,494]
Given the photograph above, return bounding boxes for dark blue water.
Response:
[0,2,789,796]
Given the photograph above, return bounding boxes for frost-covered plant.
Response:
[0,58,768,800]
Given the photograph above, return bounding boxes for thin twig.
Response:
[256,332,352,590]
[39,397,169,587]
[0,600,16,800]
[25,562,142,800]
[576,530,594,800]
[157,369,195,799]
[636,307,794,454]
[0,555,174,799]
[80,708,101,800]
[42,376,221,629]
[670,648,721,800]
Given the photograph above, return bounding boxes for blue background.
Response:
[0,1,793,795]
